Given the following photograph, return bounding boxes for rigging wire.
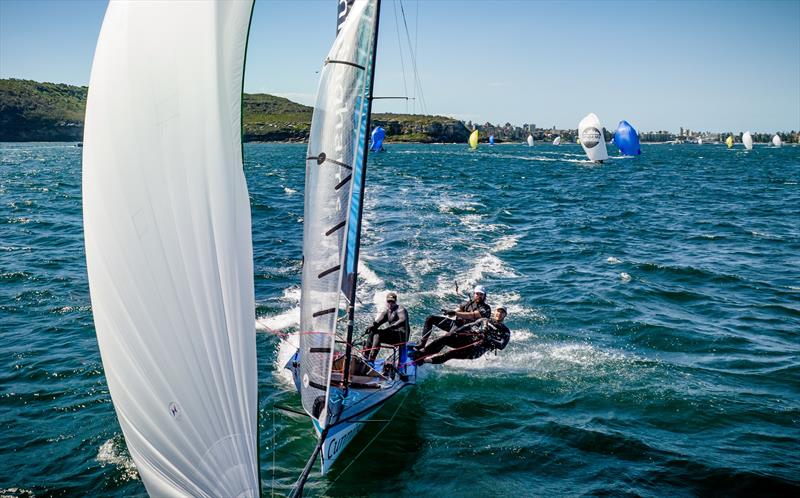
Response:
[398,0,427,114]
[392,1,410,114]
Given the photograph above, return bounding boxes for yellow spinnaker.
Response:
[469,130,479,149]
[725,136,734,149]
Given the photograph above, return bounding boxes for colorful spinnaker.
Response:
[578,113,609,162]
[726,135,734,149]
[370,126,385,151]
[469,129,479,149]
[613,120,641,156]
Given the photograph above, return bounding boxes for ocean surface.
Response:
[1,141,799,497]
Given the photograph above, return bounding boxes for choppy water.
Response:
[1,142,799,496]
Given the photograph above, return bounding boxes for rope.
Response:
[324,388,413,490]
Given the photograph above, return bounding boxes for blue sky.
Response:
[1,0,798,132]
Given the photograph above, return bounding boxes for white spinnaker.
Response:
[578,113,609,161]
[83,2,258,496]
[743,131,754,150]
[553,136,561,146]
[772,134,782,147]
[527,134,534,146]
[299,0,378,429]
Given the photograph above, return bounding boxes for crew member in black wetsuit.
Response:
[364,292,410,362]
[417,285,491,349]
[414,306,510,365]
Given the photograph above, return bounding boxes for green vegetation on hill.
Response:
[1,79,471,143]
[0,79,87,141]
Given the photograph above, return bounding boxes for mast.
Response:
[341,0,381,390]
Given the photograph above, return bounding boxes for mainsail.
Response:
[82,1,258,496]
[469,129,479,149]
[298,0,380,430]
[578,113,609,162]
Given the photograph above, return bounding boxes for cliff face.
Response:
[0,79,471,143]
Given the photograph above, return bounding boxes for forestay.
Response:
[82,1,258,496]
[299,0,379,430]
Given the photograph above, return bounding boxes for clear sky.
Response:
[1,0,798,132]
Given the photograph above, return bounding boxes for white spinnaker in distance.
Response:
[82,1,258,496]
[772,134,782,147]
[743,131,754,150]
[578,113,609,161]
[299,0,378,430]
[553,136,561,146]
[527,134,534,146]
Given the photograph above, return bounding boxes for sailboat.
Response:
[552,136,561,146]
[527,134,534,146]
[370,125,386,151]
[286,0,417,493]
[743,131,754,150]
[469,129,479,149]
[698,138,703,145]
[489,134,495,145]
[82,1,259,496]
[772,134,782,147]
[726,135,734,149]
[578,113,609,162]
[613,120,641,156]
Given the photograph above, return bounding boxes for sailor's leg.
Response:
[419,315,454,348]
[429,346,483,365]
[367,332,380,362]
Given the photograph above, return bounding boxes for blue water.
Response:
[2,142,799,496]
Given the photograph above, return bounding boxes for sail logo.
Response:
[581,127,601,148]
[336,0,355,34]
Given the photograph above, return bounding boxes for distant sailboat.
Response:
[697,138,703,145]
[726,135,734,149]
[772,134,782,147]
[613,120,641,156]
[469,129,479,149]
[489,134,495,145]
[578,113,609,162]
[743,131,753,150]
[527,134,534,146]
[370,126,386,151]
[552,136,561,146]
[83,1,259,496]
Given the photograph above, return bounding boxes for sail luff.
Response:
[342,0,382,389]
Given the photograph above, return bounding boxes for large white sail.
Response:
[82,1,258,496]
[299,0,379,430]
[772,134,782,147]
[743,131,754,150]
[578,113,609,161]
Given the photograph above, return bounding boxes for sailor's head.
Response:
[494,305,507,322]
[386,292,398,309]
[473,285,487,302]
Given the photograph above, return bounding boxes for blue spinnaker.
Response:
[489,134,495,145]
[614,120,641,156]
[370,126,385,151]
